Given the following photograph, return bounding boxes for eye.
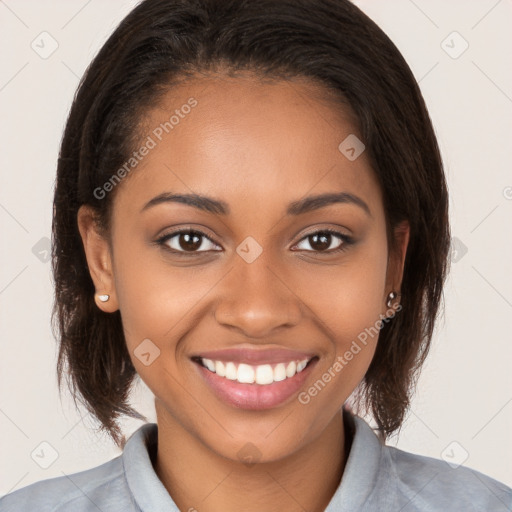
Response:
[156,229,221,254]
[156,227,354,256]
[293,229,353,254]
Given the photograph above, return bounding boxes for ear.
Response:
[384,220,410,311]
[77,205,119,313]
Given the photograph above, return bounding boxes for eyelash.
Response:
[155,227,354,257]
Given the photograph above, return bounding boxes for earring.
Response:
[97,294,110,302]
[386,291,400,308]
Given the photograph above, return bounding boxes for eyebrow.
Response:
[287,192,371,217]
[141,191,371,217]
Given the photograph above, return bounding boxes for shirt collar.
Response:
[123,422,177,511]
[123,410,384,511]
[325,410,385,511]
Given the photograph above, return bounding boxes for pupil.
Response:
[311,232,331,251]
[180,232,201,251]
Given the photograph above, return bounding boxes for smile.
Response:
[197,357,311,385]
[191,349,319,410]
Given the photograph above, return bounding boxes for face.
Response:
[79,73,408,463]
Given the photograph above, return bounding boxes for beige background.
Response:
[1,0,511,495]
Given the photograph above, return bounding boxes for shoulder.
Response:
[383,444,512,511]
[0,454,136,512]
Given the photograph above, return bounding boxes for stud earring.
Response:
[386,291,400,308]
[97,294,110,302]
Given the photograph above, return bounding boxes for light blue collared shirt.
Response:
[1,412,511,511]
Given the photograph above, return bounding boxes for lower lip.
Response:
[194,359,317,410]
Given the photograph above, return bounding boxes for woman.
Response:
[1,0,510,510]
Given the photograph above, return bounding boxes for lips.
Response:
[190,347,318,410]
[192,347,315,365]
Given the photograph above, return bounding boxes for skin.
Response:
[78,73,409,512]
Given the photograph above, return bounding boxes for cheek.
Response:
[297,241,388,344]
[114,253,212,350]
[295,244,388,416]
[299,236,388,381]
[108,224,200,352]
[112,251,212,405]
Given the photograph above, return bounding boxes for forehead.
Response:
[113,73,382,219]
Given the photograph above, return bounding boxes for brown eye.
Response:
[308,232,333,251]
[294,229,352,253]
[158,230,221,254]
[177,232,202,251]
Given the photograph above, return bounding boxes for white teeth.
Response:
[225,362,238,380]
[255,364,274,385]
[286,361,296,377]
[215,360,226,377]
[273,363,287,382]
[200,357,311,385]
[296,360,307,372]
[237,364,255,383]
[203,358,215,372]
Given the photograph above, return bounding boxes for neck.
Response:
[153,402,348,512]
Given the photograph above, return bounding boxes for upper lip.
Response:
[192,346,316,365]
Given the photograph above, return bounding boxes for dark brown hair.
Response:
[52,0,450,446]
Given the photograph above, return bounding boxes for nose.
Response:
[213,255,302,339]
